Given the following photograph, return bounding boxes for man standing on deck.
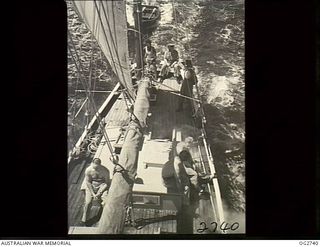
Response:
[176,59,198,112]
[144,40,157,80]
[80,158,110,225]
[158,44,180,82]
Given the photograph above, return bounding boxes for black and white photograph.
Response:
[67,0,244,235]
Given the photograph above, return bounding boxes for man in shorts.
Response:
[81,158,110,224]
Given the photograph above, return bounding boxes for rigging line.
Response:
[91,12,98,96]
[92,2,104,95]
[160,89,201,103]
[69,34,82,93]
[127,27,144,35]
[122,90,133,121]
[101,0,136,103]
[68,32,83,125]
[76,88,129,93]
[179,5,191,54]
[172,0,179,43]
[68,45,115,158]
[121,86,145,130]
[97,0,136,103]
[68,100,77,113]
[136,1,144,78]
[153,81,201,103]
[71,56,115,158]
[87,39,95,99]
[92,1,124,94]
[74,97,89,119]
[90,38,99,98]
[68,32,116,158]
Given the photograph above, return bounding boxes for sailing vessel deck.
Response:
[68,78,215,234]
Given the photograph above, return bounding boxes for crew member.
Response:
[176,59,197,112]
[177,137,216,197]
[158,44,180,82]
[81,158,110,225]
[144,40,157,79]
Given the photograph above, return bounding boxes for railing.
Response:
[193,79,226,233]
[68,83,121,164]
[201,133,226,233]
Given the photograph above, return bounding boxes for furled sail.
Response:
[97,79,150,234]
[71,0,135,100]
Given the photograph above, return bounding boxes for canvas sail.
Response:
[72,0,135,100]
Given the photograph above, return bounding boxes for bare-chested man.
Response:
[80,158,110,224]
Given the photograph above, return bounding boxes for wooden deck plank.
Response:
[70,188,84,225]
[68,160,89,226]
[69,184,81,223]
[104,96,129,127]
[69,162,86,184]
[69,182,83,208]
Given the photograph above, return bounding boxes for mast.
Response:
[133,0,143,80]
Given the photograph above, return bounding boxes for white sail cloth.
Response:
[72,0,135,100]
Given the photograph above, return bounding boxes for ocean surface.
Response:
[67,0,245,232]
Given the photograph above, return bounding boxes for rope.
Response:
[68,22,84,149]
[136,1,144,78]
[127,27,144,36]
[68,31,117,160]
[74,97,88,119]
[68,100,77,114]
[90,35,97,98]
[153,81,201,103]
[172,0,179,43]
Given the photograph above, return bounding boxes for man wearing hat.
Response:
[176,59,198,112]
[80,158,110,225]
[158,44,180,82]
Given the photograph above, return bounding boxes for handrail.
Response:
[68,82,121,164]
[193,78,226,232]
[202,133,226,233]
